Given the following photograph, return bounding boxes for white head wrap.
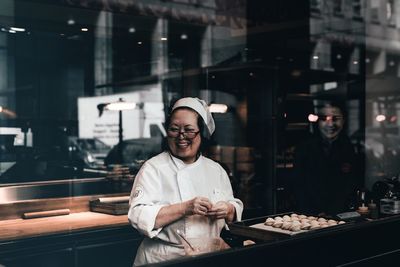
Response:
[171,97,215,138]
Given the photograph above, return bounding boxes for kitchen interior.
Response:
[1,0,400,266]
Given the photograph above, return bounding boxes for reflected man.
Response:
[293,102,363,216]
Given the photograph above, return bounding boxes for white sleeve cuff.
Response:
[230,201,243,222]
[136,204,165,238]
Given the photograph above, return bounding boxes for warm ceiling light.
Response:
[106,102,136,111]
[308,114,319,122]
[209,104,228,113]
[10,27,25,32]
[376,115,386,122]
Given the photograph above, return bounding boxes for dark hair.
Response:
[316,99,347,118]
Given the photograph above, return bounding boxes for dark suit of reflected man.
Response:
[293,104,363,216]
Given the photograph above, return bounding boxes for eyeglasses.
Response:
[167,128,200,139]
[318,115,343,122]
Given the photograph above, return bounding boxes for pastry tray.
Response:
[228,212,349,241]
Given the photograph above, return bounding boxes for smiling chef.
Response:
[128,97,243,266]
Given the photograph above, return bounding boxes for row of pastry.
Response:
[264,214,346,232]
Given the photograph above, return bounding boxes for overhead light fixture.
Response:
[180,34,188,40]
[313,55,319,60]
[209,103,228,113]
[137,41,142,45]
[81,28,88,32]
[308,114,318,122]
[67,19,75,25]
[161,37,167,41]
[96,99,141,163]
[10,27,25,32]
[376,115,386,122]
[128,27,136,33]
[0,106,17,118]
[105,102,136,111]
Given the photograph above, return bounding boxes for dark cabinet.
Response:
[0,226,142,267]
[3,248,74,267]
[76,236,141,267]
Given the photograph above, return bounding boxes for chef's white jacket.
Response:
[128,151,243,266]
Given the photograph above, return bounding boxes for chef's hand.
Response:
[207,201,235,222]
[184,197,213,216]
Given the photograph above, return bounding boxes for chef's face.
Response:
[167,108,201,164]
[318,106,344,141]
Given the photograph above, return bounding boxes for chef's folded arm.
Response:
[128,163,167,238]
[128,204,166,238]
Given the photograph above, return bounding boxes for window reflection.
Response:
[0,0,398,215]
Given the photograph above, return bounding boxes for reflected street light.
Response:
[0,106,17,118]
[97,98,139,163]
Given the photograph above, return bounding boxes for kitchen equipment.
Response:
[380,198,400,215]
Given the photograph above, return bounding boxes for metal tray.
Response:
[228,212,349,241]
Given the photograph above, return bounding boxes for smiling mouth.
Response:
[177,142,190,148]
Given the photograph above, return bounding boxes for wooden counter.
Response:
[0,211,129,241]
